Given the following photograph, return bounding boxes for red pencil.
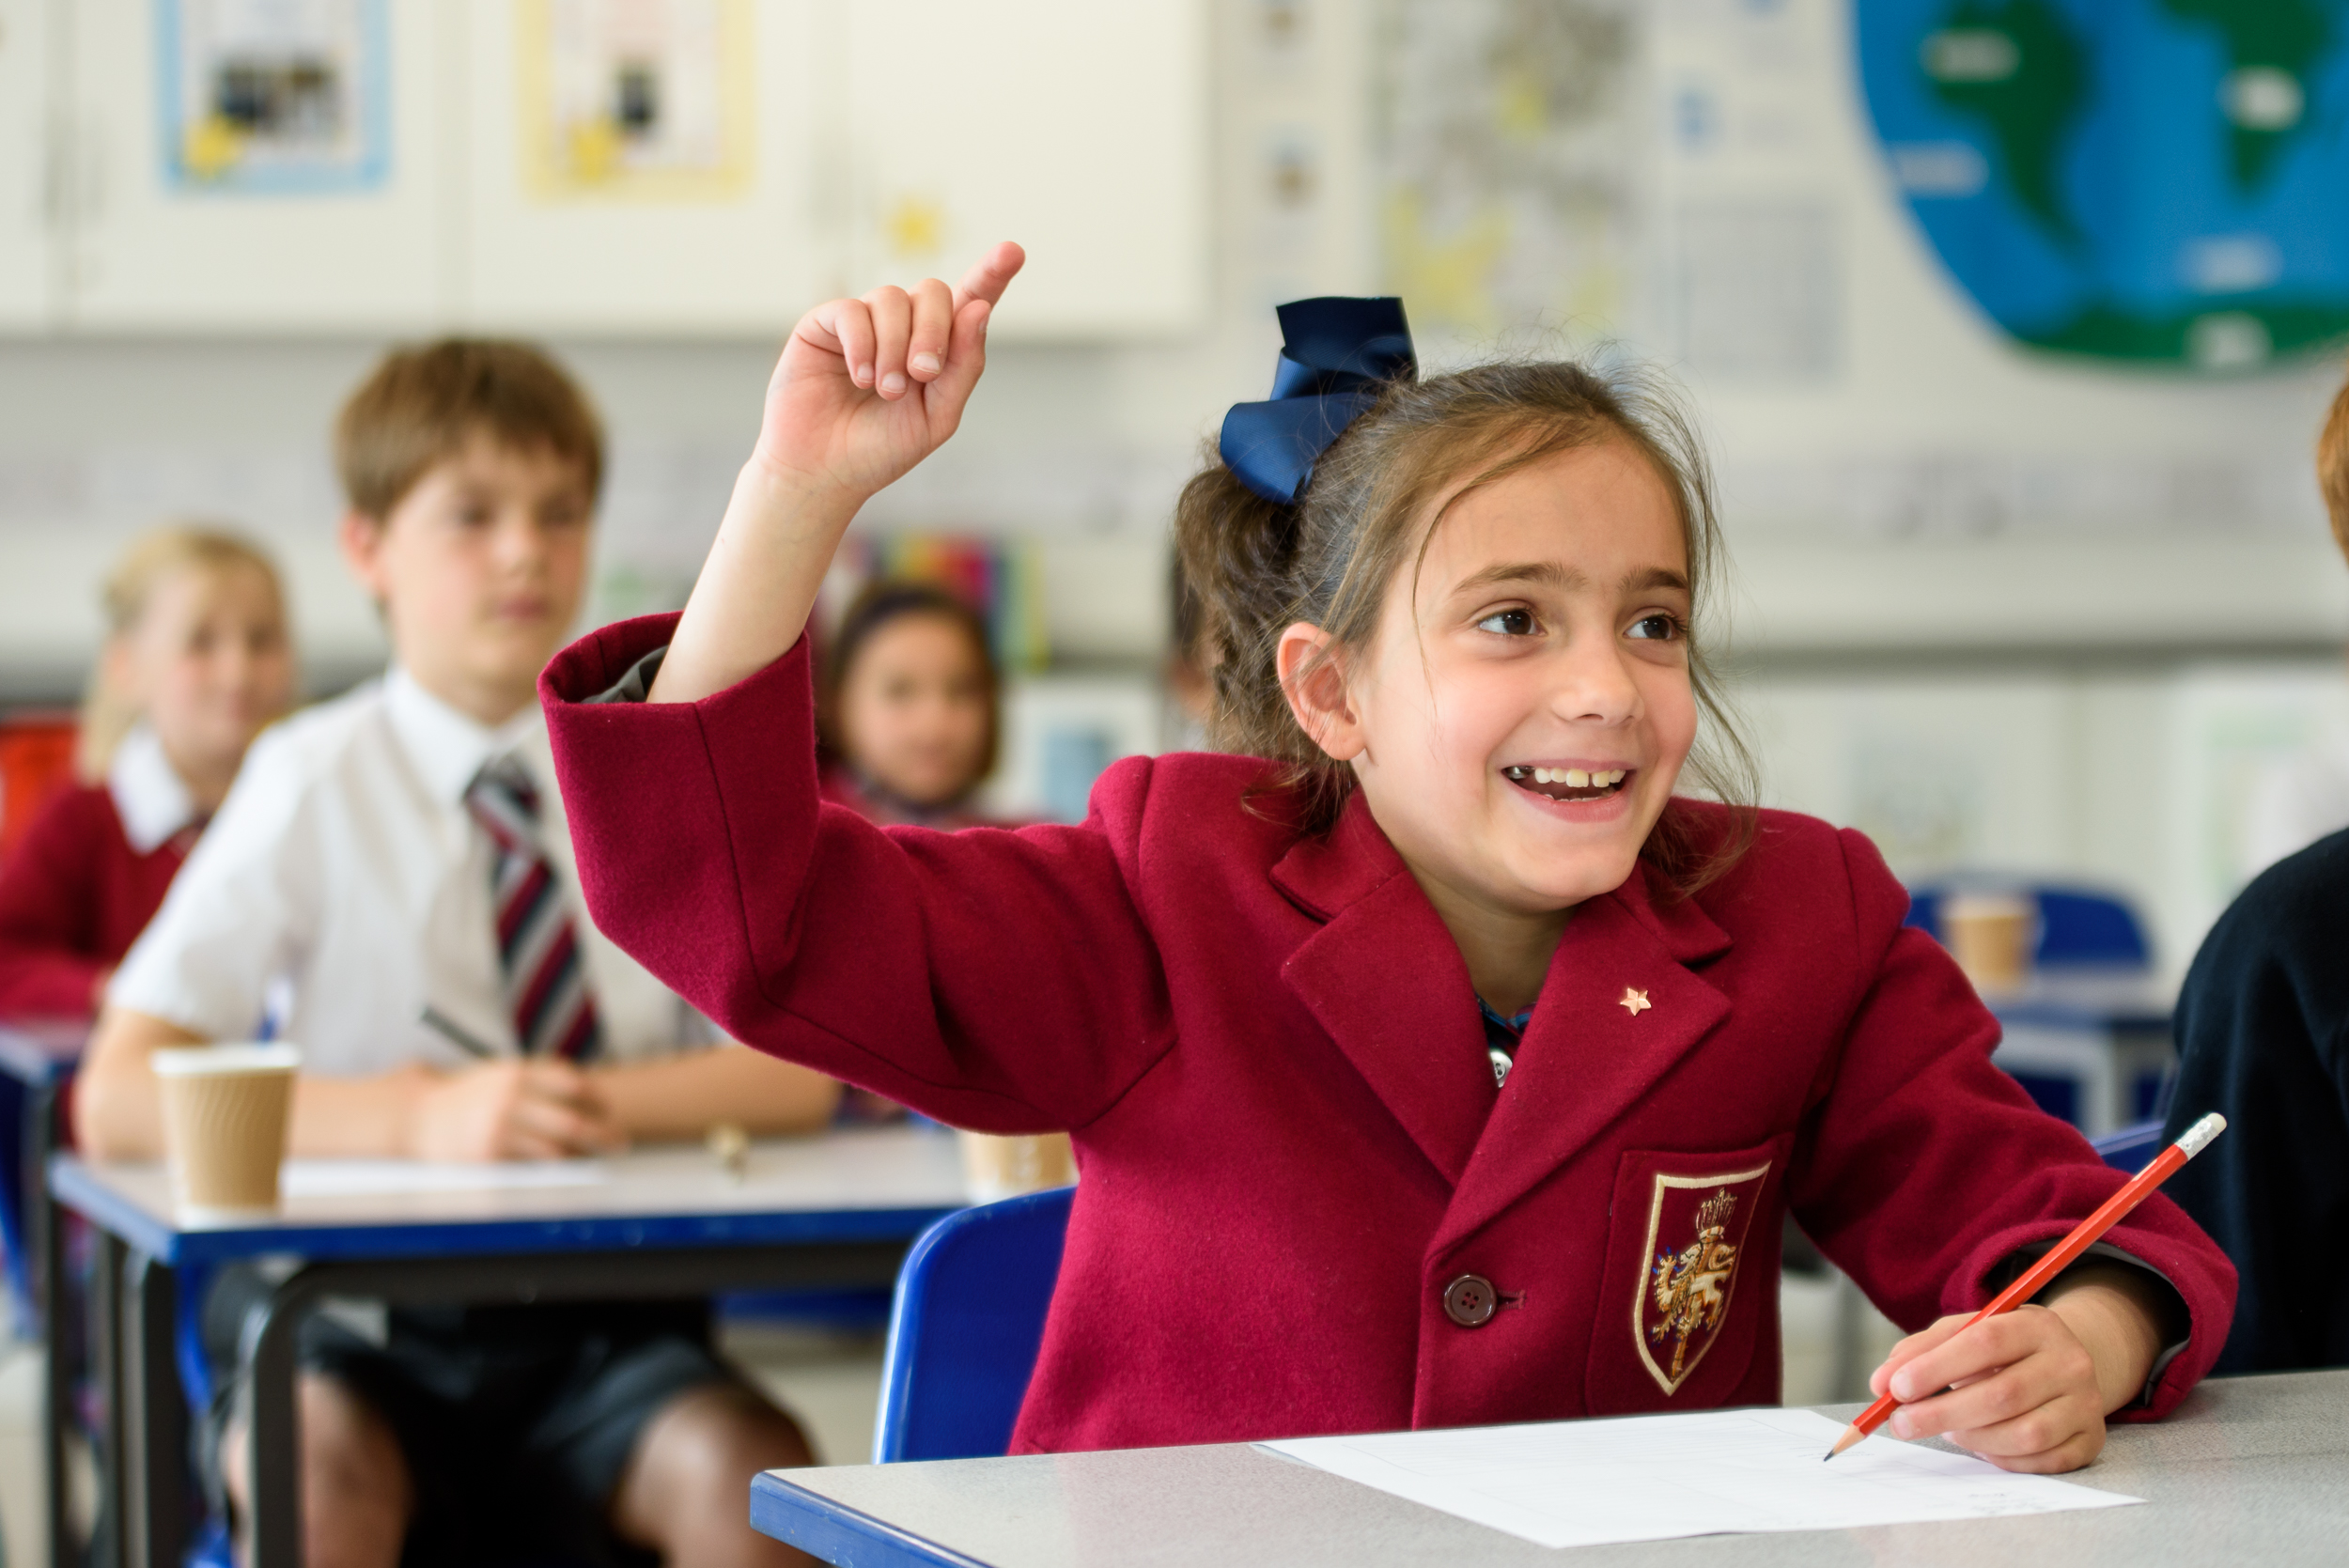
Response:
[1824,1111,2227,1460]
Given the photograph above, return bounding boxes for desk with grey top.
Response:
[754,1369,2349,1566]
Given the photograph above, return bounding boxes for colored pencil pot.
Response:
[152,1044,301,1217]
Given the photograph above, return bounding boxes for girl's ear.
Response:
[1276,622,1367,762]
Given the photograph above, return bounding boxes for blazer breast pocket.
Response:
[1584,1135,1793,1416]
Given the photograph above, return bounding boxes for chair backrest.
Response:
[1904,883,2152,969]
[2090,1119,2167,1173]
[872,1185,1074,1464]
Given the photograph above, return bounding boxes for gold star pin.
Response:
[1619,987,1652,1017]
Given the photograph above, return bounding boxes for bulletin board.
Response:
[154,0,391,193]
[515,0,754,203]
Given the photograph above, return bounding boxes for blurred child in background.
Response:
[0,525,292,1019]
[817,580,1002,828]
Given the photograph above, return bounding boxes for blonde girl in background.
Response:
[0,525,294,1018]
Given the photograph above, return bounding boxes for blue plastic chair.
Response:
[871,1185,1074,1463]
[2090,1119,2167,1172]
[1904,884,2152,969]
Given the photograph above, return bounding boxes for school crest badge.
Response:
[1634,1162,1770,1396]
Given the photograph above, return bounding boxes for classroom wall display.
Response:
[1859,1,2349,372]
[156,0,390,193]
[1374,0,1641,343]
[516,0,753,203]
[822,535,1050,675]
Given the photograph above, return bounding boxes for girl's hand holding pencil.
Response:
[650,242,1026,706]
[1839,1113,2223,1474]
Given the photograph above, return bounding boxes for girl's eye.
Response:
[1474,608,1538,637]
[1626,613,1683,643]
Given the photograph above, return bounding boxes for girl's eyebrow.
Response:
[1451,561,1691,595]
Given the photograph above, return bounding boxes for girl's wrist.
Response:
[736,450,869,536]
[2045,1266,2167,1412]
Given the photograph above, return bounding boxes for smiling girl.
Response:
[540,251,2233,1473]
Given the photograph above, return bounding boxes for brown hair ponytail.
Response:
[1173,358,1757,893]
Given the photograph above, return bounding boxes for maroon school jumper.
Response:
[541,614,2234,1453]
[0,784,190,1019]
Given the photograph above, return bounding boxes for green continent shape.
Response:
[2161,0,2333,191]
[1925,0,2091,244]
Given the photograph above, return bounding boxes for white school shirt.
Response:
[106,723,202,852]
[110,666,698,1077]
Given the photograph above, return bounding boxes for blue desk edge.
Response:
[752,1470,996,1568]
[49,1155,959,1266]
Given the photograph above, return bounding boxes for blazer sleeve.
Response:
[1783,828,2236,1421]
[0,791,110,1018]
[2158,831,2349,1374]
[539,613,1176,1133]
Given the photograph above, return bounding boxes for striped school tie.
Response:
[464,755,602,1062]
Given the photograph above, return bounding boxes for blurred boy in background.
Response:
[0,525,292,1019]
[77,342,833,1568]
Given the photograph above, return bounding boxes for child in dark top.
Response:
[2161,362,2349,1373]
[0,526,292,1019]
[542,247,2235,1473]
[817,581,1001,829]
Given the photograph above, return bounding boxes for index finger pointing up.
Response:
[952,241,1027,312]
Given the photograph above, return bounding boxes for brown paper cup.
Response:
[1942,893,2038,995]
[959,1130,1076,1203]
[151,1045,301,1217]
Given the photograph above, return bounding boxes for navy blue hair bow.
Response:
[1219,297,1417,506]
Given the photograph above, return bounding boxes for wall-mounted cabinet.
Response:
[0,0,54,327]
[843,0,1209,339]
[458,0,825,334]
[62,0,451,332]
[4,0,1208,341]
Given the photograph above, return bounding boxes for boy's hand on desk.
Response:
[1868,1266,2167,1474]
[399,1060,629,1162]
[748,241,1024,505]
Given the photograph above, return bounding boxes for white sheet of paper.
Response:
[1259,1407,2139,1549]
[280,1159,610,1198]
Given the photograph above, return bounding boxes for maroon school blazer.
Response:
[542,615,2233,1453]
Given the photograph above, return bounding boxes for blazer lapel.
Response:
[1434,862,1735,1252]
[1273,798,1491,1188]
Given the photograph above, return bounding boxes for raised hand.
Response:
[649,241,1026,706]
[751,241,1026,502]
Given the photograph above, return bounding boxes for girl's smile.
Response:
[1501,761,1638,809]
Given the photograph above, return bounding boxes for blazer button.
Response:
[1442,1274,1497,1327]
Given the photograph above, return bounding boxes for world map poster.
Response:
[1859,0,2349,372]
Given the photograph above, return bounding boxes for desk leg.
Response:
[90,1228,127,1568]
[123,1254,187,1568]
[246,1274,307,1568]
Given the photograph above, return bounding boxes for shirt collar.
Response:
[107,722,202,854]
[382,665,545,806]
